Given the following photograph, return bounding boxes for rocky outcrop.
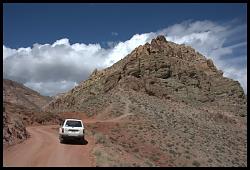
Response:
[3,79,60,146]
[44,35,246,117]
[43,35,247,166]
[3,102,29,146]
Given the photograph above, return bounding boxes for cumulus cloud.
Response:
[3,19,247,96]
[3,33,154,96]
[104,33,156,66]
[158,20,247,93]
[106,41,118,48]
[24,81,78,96]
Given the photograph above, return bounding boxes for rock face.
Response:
[3,102,30,146]
[45,35,246,117]
[3,79,60,146]
[44,35,247,166]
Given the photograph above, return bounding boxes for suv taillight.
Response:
[62,128,64,133]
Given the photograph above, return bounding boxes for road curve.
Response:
[3,125,95,167]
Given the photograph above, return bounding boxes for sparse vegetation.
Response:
[34,111,60,124]
[192,160,200,167]
[39,36,247,167]
[239,112,246,117]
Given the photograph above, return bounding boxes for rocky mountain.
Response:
[44,35,247,166]
[3,79,60,146]
[3,79,52,111]
[45,36,246,116]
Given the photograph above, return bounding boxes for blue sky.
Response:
[3,3,247,96]
[3,3,246,48]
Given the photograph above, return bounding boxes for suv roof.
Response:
[64,119,82,121]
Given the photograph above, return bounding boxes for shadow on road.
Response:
[61,138,88,145]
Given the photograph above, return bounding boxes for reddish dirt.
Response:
[2,110,132,167]
[3,109,140,167]
[3,124,96,167]
[3,108,187,167]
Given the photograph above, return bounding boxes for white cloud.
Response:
[3,20,247,96]
[104,33,156,66]
[111,32,118,36]
[159,20,247,94]
[3,45,17,61]
[24,81,78,96]
[107,41,118,48]
[52,38,70,47]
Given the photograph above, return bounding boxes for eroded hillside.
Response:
[3,79,61,146]
[42,35,247,166]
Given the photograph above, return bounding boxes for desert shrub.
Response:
[94,150,102,157]
[150,154,160,162]
[192,160,200,167]
[208,158,213,163]
[95,133,107,145]
[239,112,246,117]
[34,112,60,124]
[94,148,117,166]
[94,132,112,147]
[133,148,139,152]
[144,160,155,167]
[151,140,156,144]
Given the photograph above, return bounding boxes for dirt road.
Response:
[3,125,95,167]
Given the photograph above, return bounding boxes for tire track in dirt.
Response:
[3,125,95,167]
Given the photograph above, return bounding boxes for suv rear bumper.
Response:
[59,134,84,140]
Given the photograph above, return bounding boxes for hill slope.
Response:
[3,79,60,146]
[3,79,52,111]
[44,35,247,166]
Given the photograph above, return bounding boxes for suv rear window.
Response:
[65,120,82,127]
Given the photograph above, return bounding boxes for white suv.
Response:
[59,119,85,144]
